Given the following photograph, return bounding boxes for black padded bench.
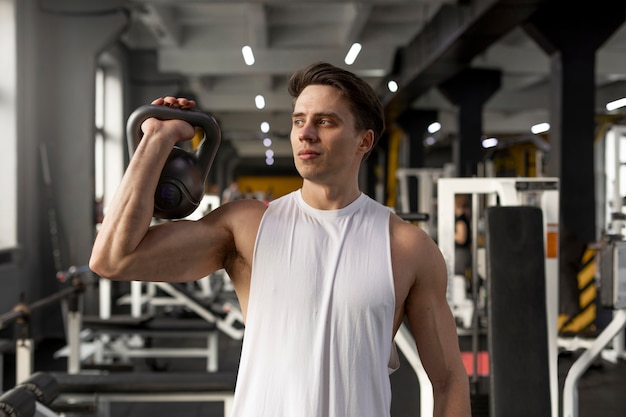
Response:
[0,386,37,417]
[82,314,218,334]
[16,371,237,417]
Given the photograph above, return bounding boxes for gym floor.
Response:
[3,332,626,417]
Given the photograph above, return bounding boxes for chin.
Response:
[296,166,320,182]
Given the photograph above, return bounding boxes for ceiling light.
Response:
[263,138,272,147]
[265,149,274,158]
[260,122,270,133]
[424,136,436,146]
[242,45,255,66]
[344,43,361,65]
[255,95,265,109]
[387,80,398,93]
[531,122,550,134]
[482,137,498,148]
[427,122,441,134]
[606,97,626,111]
[265,156,274,166]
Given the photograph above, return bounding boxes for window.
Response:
[94,52,125,228]
[0,0,17,249]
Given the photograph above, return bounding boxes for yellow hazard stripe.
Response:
[559,247,598,334]
[560,304,596,334]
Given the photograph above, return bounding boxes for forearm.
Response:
[90,130,175,279]
[433,373,471,417]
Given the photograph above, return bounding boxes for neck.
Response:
[300,181,362,210]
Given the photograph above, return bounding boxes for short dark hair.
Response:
[288,62,385,160]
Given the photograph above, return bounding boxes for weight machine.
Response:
[0,268,237,417]
[77,276,244,373]
[562,124,626,417]
[562,242,626,417]
[393,176,558,417]
[436,177,560,417]
[395,165,455,237]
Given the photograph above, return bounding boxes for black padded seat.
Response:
[48,371,237,394]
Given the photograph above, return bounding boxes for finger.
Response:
[178,98,196,109]
[162,96,178,106]
[151,97,165,105]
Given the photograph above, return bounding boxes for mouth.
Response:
[297,149,320,160]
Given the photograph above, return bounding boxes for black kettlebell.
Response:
[126,104,221,219]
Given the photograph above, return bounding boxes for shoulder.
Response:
[219,198,267,227]
[199,198,267,278]
[389,213,437,253]
[389,213,447,288]
[197,198,266,240]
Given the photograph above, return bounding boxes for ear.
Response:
[359,129,374,154]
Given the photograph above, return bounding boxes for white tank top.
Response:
[231,190,398,417]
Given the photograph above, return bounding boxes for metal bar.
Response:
[394,323,433,417]
[0,274,88,329]
[563,310,626,417]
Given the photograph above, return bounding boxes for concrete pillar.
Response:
[396,109,438,212]
[438,68,502,177]
[525,1,625,317]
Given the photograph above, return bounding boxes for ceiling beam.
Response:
[135,3,182,47]
[247,4,268,48]
[380,0,551,119]
[158,47,396,76]
[344,3,373,44]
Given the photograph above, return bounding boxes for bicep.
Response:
[404,240,464,387]
[128,214,233,282]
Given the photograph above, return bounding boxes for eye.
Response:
[293,119,303,126]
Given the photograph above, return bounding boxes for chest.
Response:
[252,206,395,318]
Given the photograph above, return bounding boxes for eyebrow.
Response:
[292,111,343,120]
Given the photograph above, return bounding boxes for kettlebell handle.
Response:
[126,104,221,181]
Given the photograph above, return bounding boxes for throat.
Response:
[300,184,361,210]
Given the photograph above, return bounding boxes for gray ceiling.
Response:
[120,0,626,162]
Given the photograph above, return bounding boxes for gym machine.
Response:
[0,370,236,417]
[0,266,92,383]
[395,166,454,237]
[436,177,560,417]
[0,269,238,417]
[562,241,626,417]
[76,283,244,372]
[562,124,626,417]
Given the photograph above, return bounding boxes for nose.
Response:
[297,121,318,142]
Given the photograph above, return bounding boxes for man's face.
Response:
[290,84,371,184]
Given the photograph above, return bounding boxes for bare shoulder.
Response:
[219,198,268,221]
[389,214,441,260]
[202,198,267,241]
[200,198,266,273]
[389,213,447,291]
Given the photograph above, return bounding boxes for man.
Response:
[90,62,470,416]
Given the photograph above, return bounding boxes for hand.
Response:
[151,96,196,110]
[141,96,197,141]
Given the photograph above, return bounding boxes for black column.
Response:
[396,109,438,212]
[438,68,502,177]
[525,1,625,317]
[396,109,438,168]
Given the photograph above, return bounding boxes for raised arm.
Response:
[392,218,471,417]
[89,97,260,285]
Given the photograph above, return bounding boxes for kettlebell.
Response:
[126,104,221,219]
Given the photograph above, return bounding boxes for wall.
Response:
[6,0,127,337]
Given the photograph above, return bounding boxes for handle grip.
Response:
[125,104,222,219]
[126,105,221,177]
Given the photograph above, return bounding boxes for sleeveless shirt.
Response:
[230,190,399,417]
